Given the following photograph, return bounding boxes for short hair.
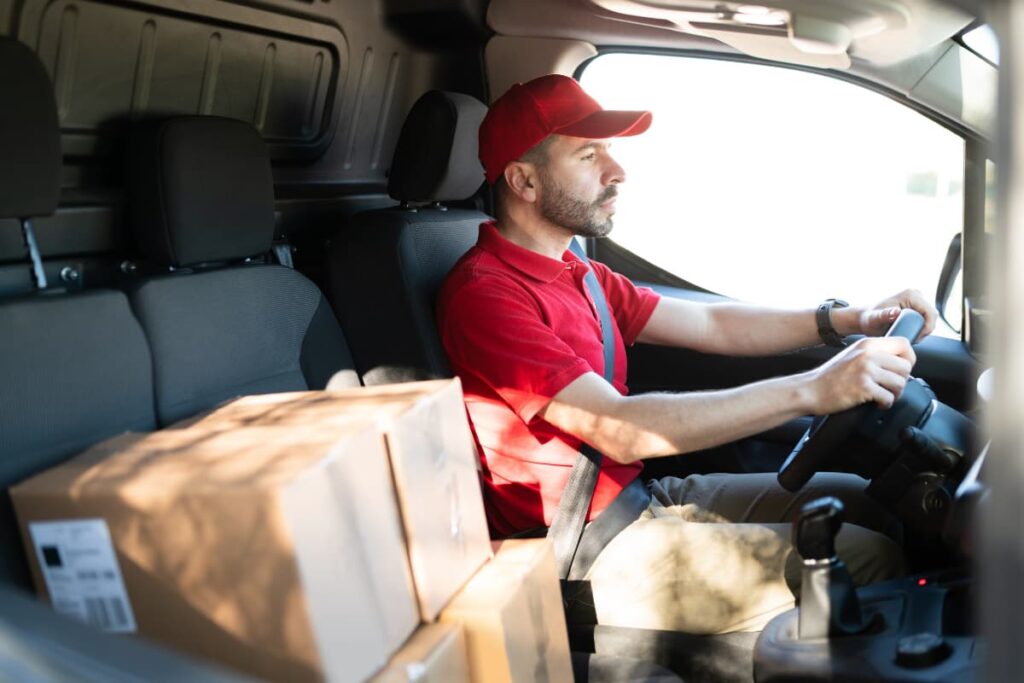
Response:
[492,136,555,209]
[520,135,555,167]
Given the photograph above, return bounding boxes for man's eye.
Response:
[581,153,596,161]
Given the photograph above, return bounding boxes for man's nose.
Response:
[604,155,626,185]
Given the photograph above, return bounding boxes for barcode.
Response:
[84,597,130,630]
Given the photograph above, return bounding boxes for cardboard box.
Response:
[371,623,471,683]
[182,379,492,621]
[11,424,419,683]
[439,539,573,683]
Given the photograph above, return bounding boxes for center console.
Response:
[753,498,983,682]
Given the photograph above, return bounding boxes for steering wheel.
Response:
[777,309,926,492]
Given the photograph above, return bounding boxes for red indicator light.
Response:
[917,578,928,587]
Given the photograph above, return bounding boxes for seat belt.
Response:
[548,238,616,579]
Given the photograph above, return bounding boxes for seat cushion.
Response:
[130,264,358,425]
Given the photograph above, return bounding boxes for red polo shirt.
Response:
[437,222,661,536]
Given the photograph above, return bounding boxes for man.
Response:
[436,74,938,634]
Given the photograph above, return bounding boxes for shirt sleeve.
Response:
[590,261,661,346]
[440,275,593,423]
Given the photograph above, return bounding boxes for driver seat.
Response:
[325,90,488,385]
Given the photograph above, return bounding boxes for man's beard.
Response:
[538,172,617,238]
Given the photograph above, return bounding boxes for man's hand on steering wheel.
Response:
[852,289,939,340]
[779,309,927,492]
[805,337,917,414]
[805,289,936,413]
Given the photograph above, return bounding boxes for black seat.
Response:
[0,36,157,590]
[126,116,359,426]
[326,90,489,385]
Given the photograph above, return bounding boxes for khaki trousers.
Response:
[584,472,905,634]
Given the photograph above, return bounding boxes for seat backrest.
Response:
[326,90,488,385]
[126,117,359,426]
[0,37,158,590]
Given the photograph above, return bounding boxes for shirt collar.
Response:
[476,221,585,283]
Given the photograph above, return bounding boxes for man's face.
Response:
[533,135,626,238]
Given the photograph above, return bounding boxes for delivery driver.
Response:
[436,74,938,634]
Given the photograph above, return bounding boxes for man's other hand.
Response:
[807,336,916,414]
[855,289,938,340]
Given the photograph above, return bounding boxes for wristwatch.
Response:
[816,298,849,348]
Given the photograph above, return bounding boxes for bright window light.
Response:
[962,24,999,65]
[580,53,966,338]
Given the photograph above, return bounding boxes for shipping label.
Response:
[28,518,137,633]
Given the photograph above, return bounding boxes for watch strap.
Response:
[816,298,849,348]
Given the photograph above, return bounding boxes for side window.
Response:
[579,53,965,338]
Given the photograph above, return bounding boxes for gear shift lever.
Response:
[795,497,875,639]
[795,496,844,562]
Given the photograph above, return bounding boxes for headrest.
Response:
[0,38,61,219]
[388,91,487,203]
[128,117,275,268]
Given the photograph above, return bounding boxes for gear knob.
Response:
[793,496,878,639]
[794,496,845,562]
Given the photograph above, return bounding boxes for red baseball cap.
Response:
[479,74,652,184]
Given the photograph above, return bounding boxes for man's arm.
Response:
[636,289,939,355]
[539,335,916,464]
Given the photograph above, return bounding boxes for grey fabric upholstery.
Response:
[328,208,482,384]
[0,292,157,589]
[130,265,357,425]
[327,90,489,385]
[128,115,358,424]
[387,90,487,203]
[128,117,275,267]
[0,38,157,592]
[0,37,61,219]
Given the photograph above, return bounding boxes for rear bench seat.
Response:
[2,45,359,589]
[0,37,158,591]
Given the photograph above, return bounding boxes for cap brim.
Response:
[555,109,652,139]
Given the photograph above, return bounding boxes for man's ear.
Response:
[504,162,539,203]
